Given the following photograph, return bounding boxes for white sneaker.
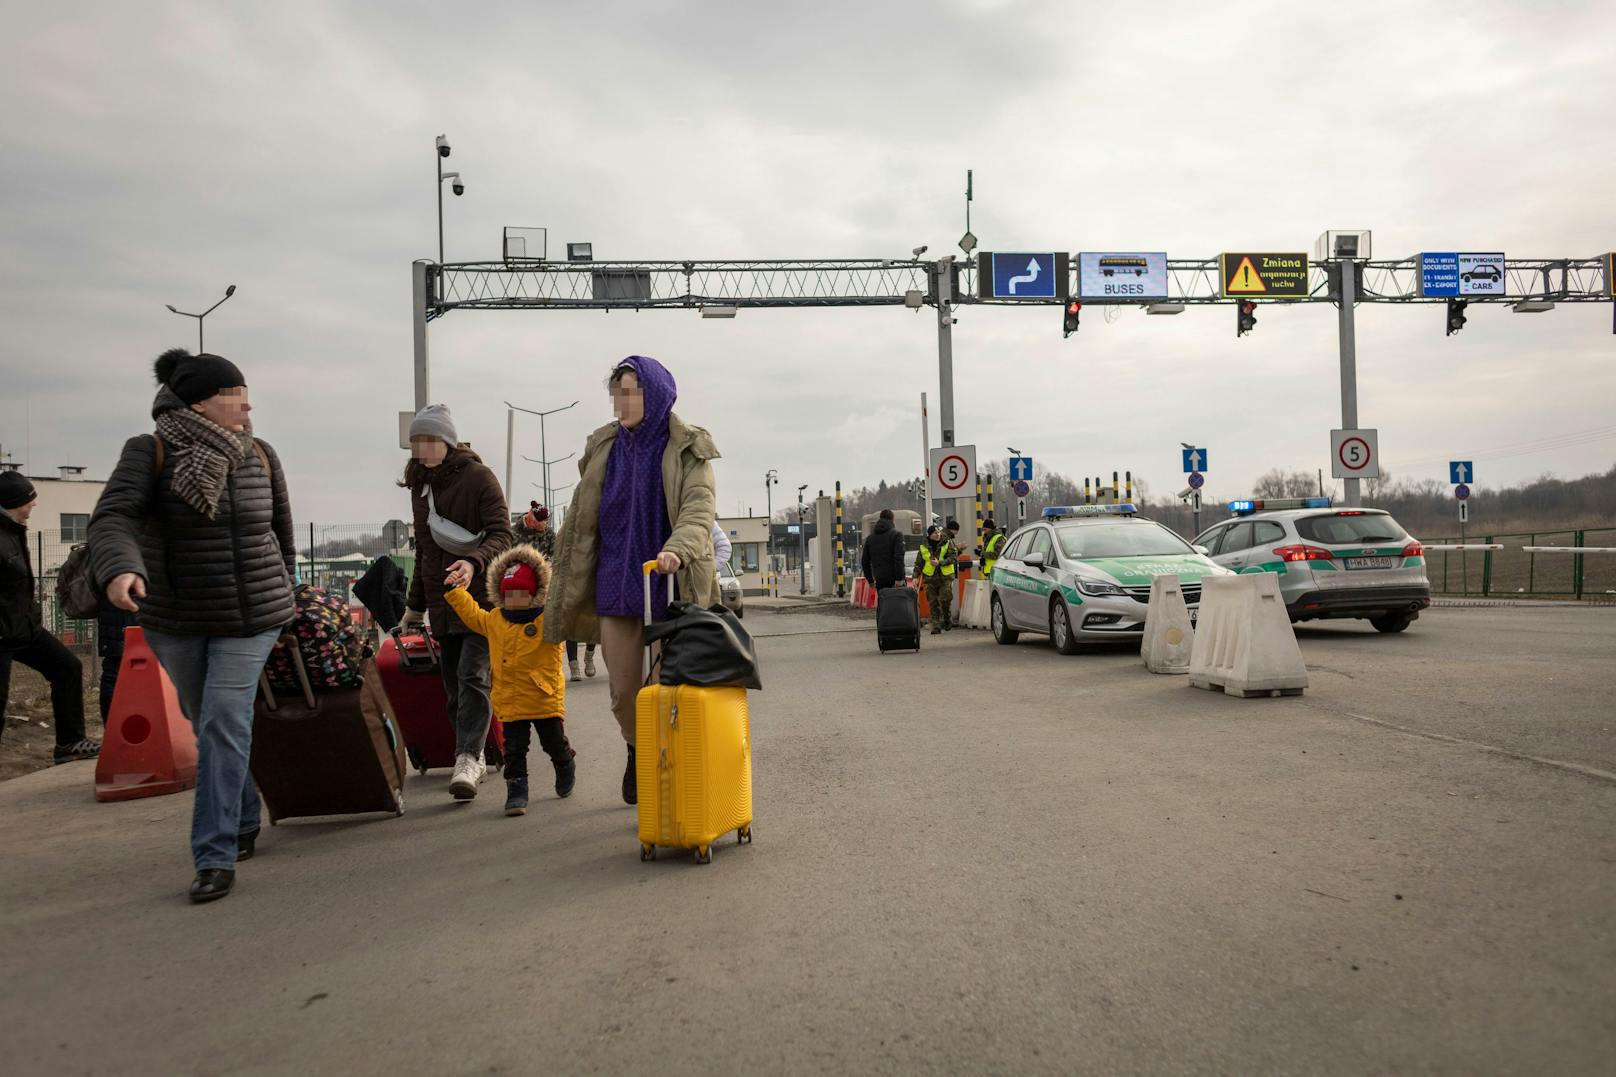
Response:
[449,754,485,800]
[568,660,582,683]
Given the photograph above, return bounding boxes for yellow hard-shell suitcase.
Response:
[636,562,754,864]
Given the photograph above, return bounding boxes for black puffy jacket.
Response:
[860,519,907,586]
[88,398,297,638]
[0,512,43,649]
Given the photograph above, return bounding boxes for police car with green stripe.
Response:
[989,504,1230,654]
[1191,498,1430,633]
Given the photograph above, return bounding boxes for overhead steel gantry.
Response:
[409,250,1611,513]
[425,254,1612,313]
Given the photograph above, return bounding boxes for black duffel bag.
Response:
[644,601,763,691]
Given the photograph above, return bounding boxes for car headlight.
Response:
[1075,577,1126,597]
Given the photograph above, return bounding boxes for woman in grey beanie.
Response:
[397,404,511,801]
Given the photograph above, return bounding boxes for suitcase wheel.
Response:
[737,826,752,846]
[640,843,656,862]
[694,845,712,865]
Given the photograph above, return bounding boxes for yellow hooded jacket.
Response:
[444,545,565,722]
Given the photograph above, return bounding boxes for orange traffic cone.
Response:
[94,627,197,802]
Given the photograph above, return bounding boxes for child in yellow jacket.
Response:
[444,545,574,816]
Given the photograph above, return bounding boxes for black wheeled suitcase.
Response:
[876,587,921,653]
[251,636,409,823]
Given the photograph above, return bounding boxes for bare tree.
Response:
[1254,468,1317,498]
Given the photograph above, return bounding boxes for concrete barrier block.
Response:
[1141,574,1194,674]
[1188,574,1308,698]
[960,579,991,629]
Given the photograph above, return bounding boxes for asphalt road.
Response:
[3,605,1613,1076]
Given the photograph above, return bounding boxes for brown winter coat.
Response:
[405,449,512,636]
[543,413,720,645]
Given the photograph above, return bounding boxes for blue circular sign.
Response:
[1188,471,1205,490]
[1011,479,1031,498]
[1455,483,1471,501]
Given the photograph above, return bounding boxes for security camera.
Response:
[453,178,465,196]
[911,245,928,259]
[1178,486,1193,499]
[435,135,451,158]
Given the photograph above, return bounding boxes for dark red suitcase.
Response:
[375,627,504,774]
[251,645,408,823]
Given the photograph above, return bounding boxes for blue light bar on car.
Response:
[1229,497,1332,515]
[1043,504,1137,518]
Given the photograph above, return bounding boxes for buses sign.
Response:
[1078,252,1168,300]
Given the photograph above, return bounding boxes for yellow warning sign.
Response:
[1226,256,1265,293]
[1220,252,1310,298]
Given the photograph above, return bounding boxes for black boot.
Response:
[236,830,257,862]
[554,755,576,799]
[189,869,235,904]
[505,777,529,816]
[622,745,637,806]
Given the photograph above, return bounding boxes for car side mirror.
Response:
[1023,552,1046,570]
[1193,544,1211,555]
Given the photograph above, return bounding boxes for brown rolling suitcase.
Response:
[250,636,409,824]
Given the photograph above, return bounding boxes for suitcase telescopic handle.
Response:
[388,623,439,665]
[641,560,676,628]
[641,560,676,685]
[259,633,317,711]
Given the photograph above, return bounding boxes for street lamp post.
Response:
[524,452,575,508]
[797,483,809,595]
[504,399,578,503]
[765,469,778,594]
[165,285,237,353]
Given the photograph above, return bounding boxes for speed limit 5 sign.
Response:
[1330,428,1380,479]
[928,444,978,500]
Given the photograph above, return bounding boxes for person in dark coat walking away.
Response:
[860,508,907,592]
[0,471,100,762]
[89,349,296,903]
[397,404,512,801]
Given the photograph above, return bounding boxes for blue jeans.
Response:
[146,628,280,871]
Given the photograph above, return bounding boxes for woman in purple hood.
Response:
[544,356,720,805]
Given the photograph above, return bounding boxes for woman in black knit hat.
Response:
[88,349,298,904]
[1,470,100,762]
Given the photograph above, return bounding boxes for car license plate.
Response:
[1346,556,1398,570]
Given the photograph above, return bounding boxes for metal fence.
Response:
[26,524,416,644]
[1425,528,1616,598]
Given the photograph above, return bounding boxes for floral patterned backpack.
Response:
[265,584,368,692]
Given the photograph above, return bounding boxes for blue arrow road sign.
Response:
[1182,447,1208,473]
[1455,483,1471,501]
[991,253,1058,299]
[1008,457,1034,482]
[1188,472,1205,490]
[1449,461,1474,484]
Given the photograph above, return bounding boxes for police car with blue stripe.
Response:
[989,504,1231,654]
[1191,497,1431,632]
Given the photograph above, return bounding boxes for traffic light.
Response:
[1446,298,1468,336]
[1236,300,1257,337]
[1063,301,1082,338]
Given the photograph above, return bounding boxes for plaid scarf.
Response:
[154,407,254,519]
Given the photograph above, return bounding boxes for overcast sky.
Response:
[3,1,1613,529]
